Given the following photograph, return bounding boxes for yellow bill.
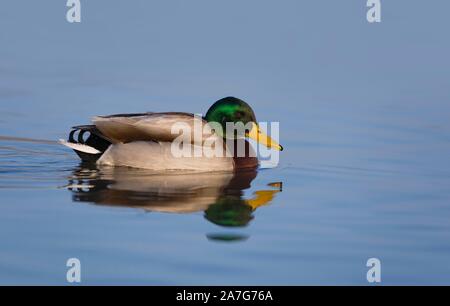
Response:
[246,182,283,210]
[247,122,283,151]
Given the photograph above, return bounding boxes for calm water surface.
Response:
[1,1,450,285]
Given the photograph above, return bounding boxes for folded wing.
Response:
[92,112,212,144]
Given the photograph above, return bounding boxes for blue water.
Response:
[1,0,450,285]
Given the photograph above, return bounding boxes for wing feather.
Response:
[92,112,211,144]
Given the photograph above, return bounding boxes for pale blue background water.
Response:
[1,0,450,285]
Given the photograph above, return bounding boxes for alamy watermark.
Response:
[66,1,382,24]
[64,257,382,283]
[367,0,382,23]
[169,115,281,166]
[66,258,81,283]
[366,258,381,283]
[66,0,81,23]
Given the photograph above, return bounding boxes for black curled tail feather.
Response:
[68,125,112,162]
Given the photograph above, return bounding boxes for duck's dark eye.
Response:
[235,111,244,120]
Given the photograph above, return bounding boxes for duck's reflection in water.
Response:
[67,163,282,242]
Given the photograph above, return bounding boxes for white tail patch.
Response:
[59,139,101,154]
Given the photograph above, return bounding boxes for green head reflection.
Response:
[205,196,254,227]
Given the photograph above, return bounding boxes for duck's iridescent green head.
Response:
[204,97,283,151]
[204,97,256,127]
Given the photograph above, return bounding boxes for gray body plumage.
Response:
[62,112,237,171]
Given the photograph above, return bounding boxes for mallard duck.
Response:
[60,97,282,171]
